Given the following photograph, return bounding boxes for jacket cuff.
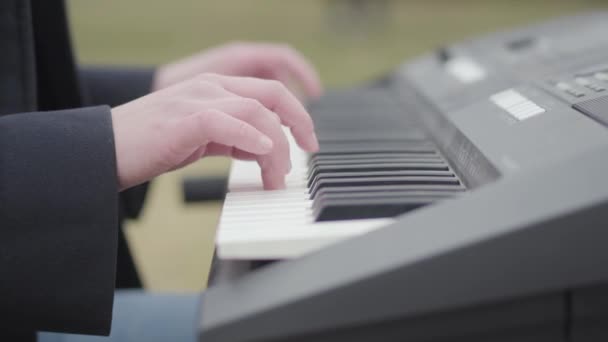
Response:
[0,106,118,335]
[120,182,150,219]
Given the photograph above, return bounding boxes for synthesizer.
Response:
[202,12,608,342]
[218,88,465,259]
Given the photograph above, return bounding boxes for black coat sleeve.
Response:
[79,66,155,219]
[0,106,118,335]
[79,65,155,107]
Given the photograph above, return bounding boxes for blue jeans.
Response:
[38,290,201,342]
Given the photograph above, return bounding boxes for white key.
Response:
[215,129,394,260]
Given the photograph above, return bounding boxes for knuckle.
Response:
[234,121,252,140]
[269,111,281,124]
[194,110,213,127]
[182,112,214,143]
[268,78,284,89]
[256,107,281,126]
[266,79,288,96]
[241,98,265,114]
[264,80,291,109]
[191,79,227,97]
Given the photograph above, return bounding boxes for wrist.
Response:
[110,106,129,191]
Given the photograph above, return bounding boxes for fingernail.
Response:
[259,136,274,152]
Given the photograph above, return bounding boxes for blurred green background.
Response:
[67,0,608,292]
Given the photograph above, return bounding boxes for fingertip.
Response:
[292,128,319,153]
[309,131,320,152]
[262,170,287,190]
[305,79,324,99]
[280,49,323,99]
[303,138,319,153]
[304,131,320,152]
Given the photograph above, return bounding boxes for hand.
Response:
[112,73,319,191]
[154,42,323,99]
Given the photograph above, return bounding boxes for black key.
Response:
[308,154,445,166]
[315,130,427,142]
[309,176,461,199]
[309,152,440,163]
[313,197,437,221]
[317,141,434,154]
[313,184,466,198]
[309,157,444,168]
[307,163,450,182]
[304,88,470,221]
[316,129,418,143]
[308,170,456,189]
[315,190,461,200]
[313,192,458,210]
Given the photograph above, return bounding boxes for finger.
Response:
[174,109,274,156]
[259,68,307,102]
[262,168,286,190]
[164,77,234,101]
[264,45,323,98]
[205,143,258,161]
[205,97,292,183]
[202,74,319,152]
[232,149,258,161]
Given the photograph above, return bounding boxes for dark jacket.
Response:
[0,0,154,339]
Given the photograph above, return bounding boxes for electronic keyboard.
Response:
[202,12,608,342]
[218,89,466,259]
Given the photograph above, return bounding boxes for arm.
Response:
[0,106,118,334]
[0,72,318,334]
[79,42,323,217]
[79,41,323,217]
[79,66,155,219]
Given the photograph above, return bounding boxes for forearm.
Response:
[0,106,119,335]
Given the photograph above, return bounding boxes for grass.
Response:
[68,0,607,291]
